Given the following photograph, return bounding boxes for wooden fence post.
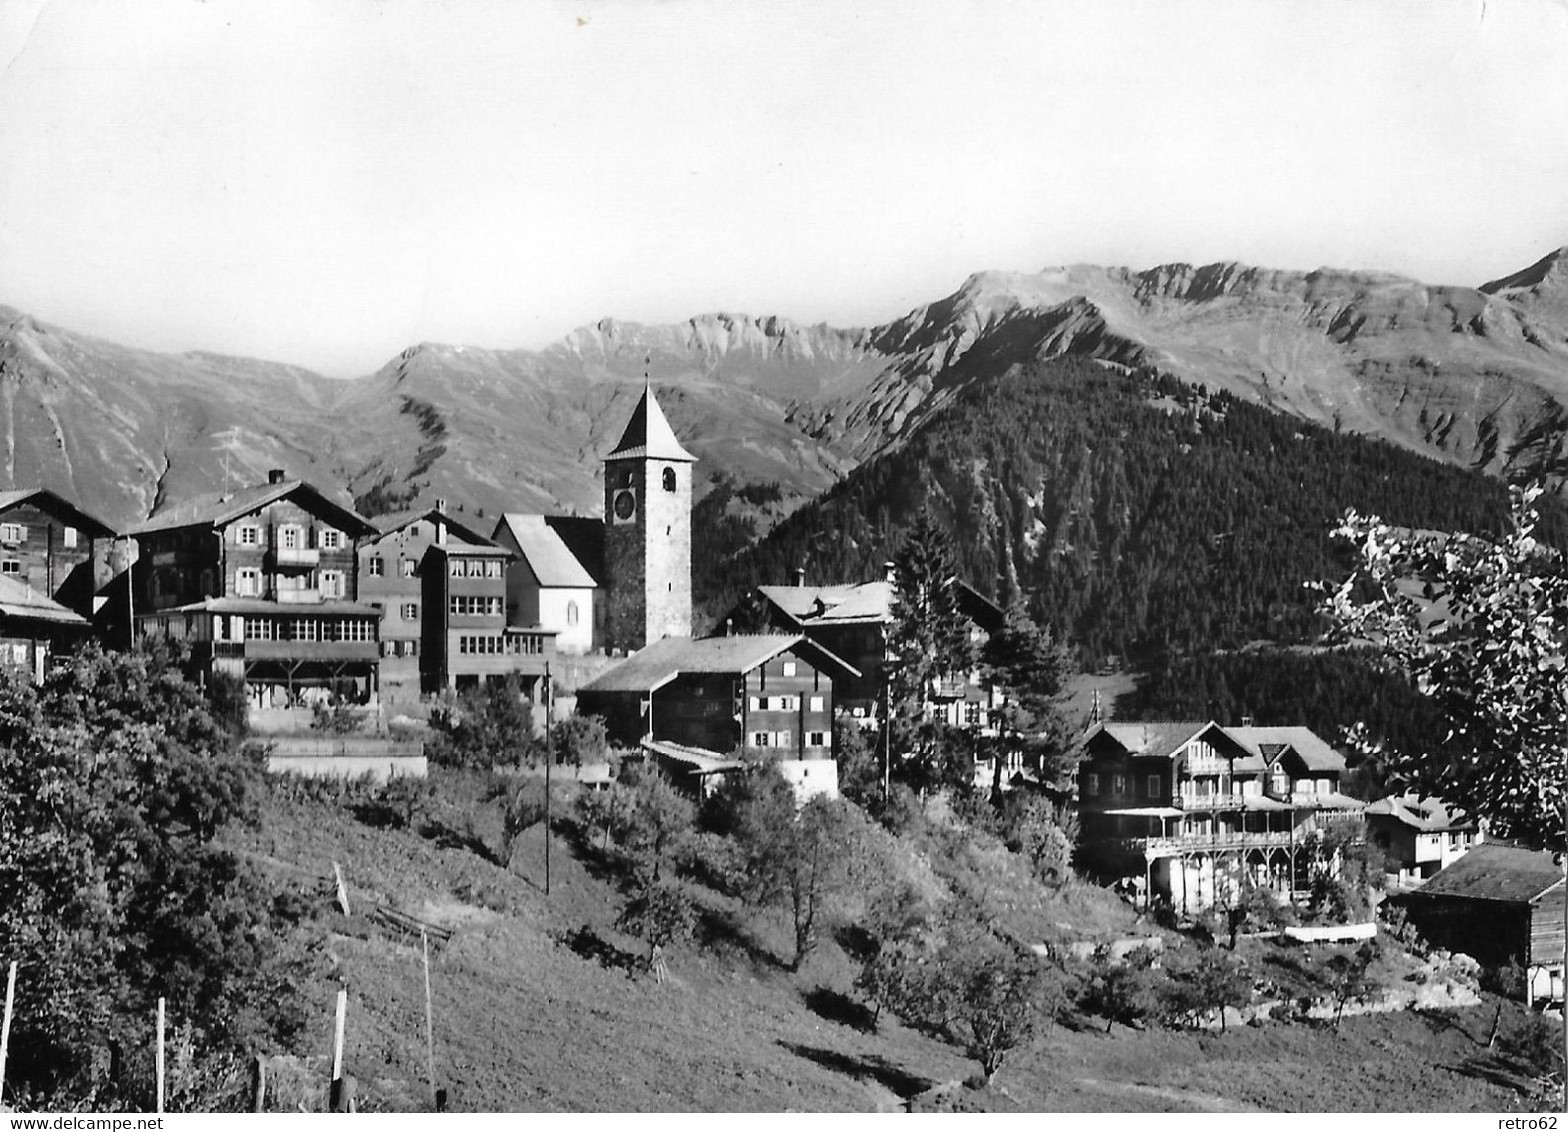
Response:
[0,961,17,1110]
[329,988,348,1112]
[155,997,165,1114]
[422,932,437,1110]
[250,1055,266,1113]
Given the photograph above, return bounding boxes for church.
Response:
[493,381,696,657]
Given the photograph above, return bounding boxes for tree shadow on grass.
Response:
[803,986,877,1033]
[694,906,787,971]
[778,1040,933,1101]
[420,819,504,865]
[559,923,639,976]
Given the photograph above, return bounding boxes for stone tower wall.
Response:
[603,457,693,652]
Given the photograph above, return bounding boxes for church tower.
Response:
[603,382,695,653]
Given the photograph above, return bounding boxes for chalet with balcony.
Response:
[0,487,116,615]
[357,503,498,700]
[739,575,1005,724]
[125,471,381,727]
[1365,793,1484,889]
[1077,720,1366,911]
[577,632,859,795]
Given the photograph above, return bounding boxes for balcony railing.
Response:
[275,588,323,604]
[269,546,320,568]
[1175,793,1246,811]
[1124,829,1297,855]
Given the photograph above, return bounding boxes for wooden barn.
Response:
[1399,842,1565,1007]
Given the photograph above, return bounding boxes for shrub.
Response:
[359,773,436,830]
[426,677,539,769]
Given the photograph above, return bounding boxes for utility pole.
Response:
[544,662,553,897]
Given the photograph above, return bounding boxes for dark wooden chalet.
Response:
[1399,842,1565,1006]
[1077,720,1365,911]
[125,471,382,726]
[0,487,116,615]
[576,632,859,760]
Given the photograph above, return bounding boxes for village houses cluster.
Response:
[0,384,1560,1007]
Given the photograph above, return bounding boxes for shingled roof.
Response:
[128,480,378,539]
[1229,726,1347,774]
[580,633,860,694]
[1365,793,1477,832]
[1416,842,1564,904]
[0,575,89,625]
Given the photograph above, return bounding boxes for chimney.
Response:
[435,498,447,514]
[434,498,448,546]
[793,565,806,587]
[268,468,286,485]
[884,560,896,585]
[1240,715,1254,727]
[725,618,734,637]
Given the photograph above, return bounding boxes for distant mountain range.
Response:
[2,245,1565,531]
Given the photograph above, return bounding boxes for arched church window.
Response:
[662,467,676,492]
[567,600,579,626]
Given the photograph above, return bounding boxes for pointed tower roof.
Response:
[606,383,697,463]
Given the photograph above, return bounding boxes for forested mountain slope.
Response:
[698,356,1565,667]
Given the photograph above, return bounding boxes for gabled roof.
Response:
[758,581,896,626]
[369,507,496,547]
[606,384,696,463]
[1088,720,1220,762]
[1415,842,1563,905]
[493,514,598,588]
[1229,726,1347,774]
[0,488,116,538]
[580,633,861,695]
[128,480,378,539]
[1365,793,1477,832]
[0,575,89,625]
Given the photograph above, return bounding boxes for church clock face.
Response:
[612,489,637,523]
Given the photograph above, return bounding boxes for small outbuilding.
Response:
[1399,841,1564,1007]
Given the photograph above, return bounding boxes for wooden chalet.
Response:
[0,487,116,616]
[1365,793,1484,889]
[0,573,93,681]
[577,632,858,762]
[1077,721,1366,911]
[742,575,1005,724]
[1399,842,1565,1007]
[126,471,382,728]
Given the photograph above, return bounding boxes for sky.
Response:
[1,0,1566,377]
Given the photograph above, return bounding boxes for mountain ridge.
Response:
[1,245,1566,531]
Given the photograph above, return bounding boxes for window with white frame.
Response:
[400,602,419,620]
[63,526,78,549]
[278,525,303,550]
[567,600,579,626]
[485,559,503,578]
[750,731,771,747]
[0,559,19,575]
[401,558,416,578]
[237,525,260,547]
[782,660,797,677]
[318,528,343,550]
[809,695,825,712]
[0,524,25,543]
[236,567,261,596]
[1112,773,1126,795]
[320,570,345,598]
[807,731,828,747]
[369,556,384,577]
